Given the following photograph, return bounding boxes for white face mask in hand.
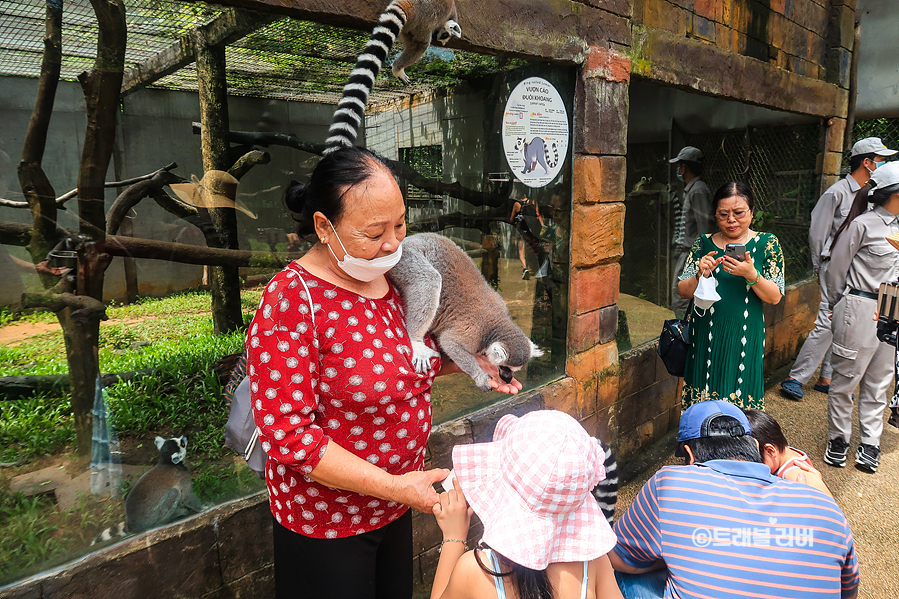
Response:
[693,270,721,315]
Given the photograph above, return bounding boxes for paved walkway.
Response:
[616,373,899,599]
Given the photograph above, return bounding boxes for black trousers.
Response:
[272,511,413,599]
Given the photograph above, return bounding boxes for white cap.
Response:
[870,161,899,188]
[669,146,703,163]
[851,137,898,157]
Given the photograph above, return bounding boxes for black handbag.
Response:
[657,302,692,377]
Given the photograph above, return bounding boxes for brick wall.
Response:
[606,277,821,464]
[634,0,854,82]
[763,276,820,373]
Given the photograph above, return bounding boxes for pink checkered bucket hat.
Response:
[452,410,617,570]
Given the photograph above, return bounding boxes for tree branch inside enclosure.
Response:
[191,123,514,208]
[1,162,180,210]
[17,0,63,267]
[106,170,186,235]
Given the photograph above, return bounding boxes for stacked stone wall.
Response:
[634,0,856,82]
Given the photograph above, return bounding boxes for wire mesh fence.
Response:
[688,123,820,285]
[0,0,523,104]
[622,122,821,317]
[845,117,899,171]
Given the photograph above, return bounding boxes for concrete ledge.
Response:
[0,493,273,599]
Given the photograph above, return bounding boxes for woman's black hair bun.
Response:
[284,179,308,213]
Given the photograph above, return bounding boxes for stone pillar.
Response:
[819,0,856,194]
[555,45,629,440]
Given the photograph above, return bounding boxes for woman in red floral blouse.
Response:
[247,147,519,599]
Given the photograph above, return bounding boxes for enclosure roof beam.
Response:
[202,0,629,64]
[120,9,278,96]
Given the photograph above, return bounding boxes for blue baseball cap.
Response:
[675,400,752,457]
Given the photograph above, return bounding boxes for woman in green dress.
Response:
[677,182,785,410]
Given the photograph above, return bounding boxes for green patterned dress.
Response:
[678,231,785,410]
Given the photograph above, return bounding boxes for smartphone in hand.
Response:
[724,243,746,261]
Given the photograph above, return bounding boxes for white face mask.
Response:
[325,219,403,282]
[693,270,721,315]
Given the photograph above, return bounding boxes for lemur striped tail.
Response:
[591,438,619,525]
[323,1,408,154]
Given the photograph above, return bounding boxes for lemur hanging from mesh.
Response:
[323,0,461,154]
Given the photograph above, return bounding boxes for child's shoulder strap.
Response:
[486,550,506,599]
[580,560,588,599]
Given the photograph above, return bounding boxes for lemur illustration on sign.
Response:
[515,137,559,175]
[324,0,461,154]
[387,233,543,392]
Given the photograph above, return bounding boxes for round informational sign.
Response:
[501,77,570,188]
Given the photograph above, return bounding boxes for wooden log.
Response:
[0,370,156,400]
[195,33,243,335]
[16,0,63,266]
[98,235,285,269]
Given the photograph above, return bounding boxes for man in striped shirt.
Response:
[610,400,859,599]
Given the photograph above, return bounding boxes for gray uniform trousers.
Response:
[788,262,834,383]
[828,293,893,446]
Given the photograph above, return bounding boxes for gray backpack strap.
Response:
[286,263,316,326]
[243,264,317,473]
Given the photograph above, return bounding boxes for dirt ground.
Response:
[616,370,899,599]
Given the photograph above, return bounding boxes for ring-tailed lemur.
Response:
[515,137,559,175]
[324,0,462,154]
[92,436,204,544]
[591,439,618,525]
[387,233,542,392]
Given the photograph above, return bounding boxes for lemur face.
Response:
[155,435,188,465]
[486,341,544,383]
[434,20,462,45]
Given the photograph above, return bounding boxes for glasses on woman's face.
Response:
[716,209,749,221]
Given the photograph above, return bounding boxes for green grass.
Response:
[0,289,266,461]
[0,393,75,463]
[0,289,268,585]
[0,489,128,586]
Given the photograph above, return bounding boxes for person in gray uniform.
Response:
[781,137,897,400]
[822,160,899,473]
[670,146,713,316]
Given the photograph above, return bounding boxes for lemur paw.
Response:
[436,20,462,45]
[411,341,439,373]
[473,371,493,392]
[393,66,411,84]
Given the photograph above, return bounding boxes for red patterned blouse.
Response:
[246,264,440,539]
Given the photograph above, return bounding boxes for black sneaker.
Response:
[855,444,880,473]
[522,268,531,280]
[823,437,849,467]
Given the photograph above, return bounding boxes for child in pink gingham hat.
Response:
[429,410,621,599]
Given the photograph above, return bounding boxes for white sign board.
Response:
[502,77,570,188]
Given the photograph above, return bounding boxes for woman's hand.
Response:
[488,377,523,394]
[393,468,450,513]
[432,489,473,540]
[696,251,723,277]
[722,251,757,280]
[438,355,522,394]
[474,354,523,394]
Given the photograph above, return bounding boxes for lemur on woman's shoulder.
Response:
[387,233,543,392]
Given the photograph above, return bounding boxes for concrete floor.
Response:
[615,372,899,599]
